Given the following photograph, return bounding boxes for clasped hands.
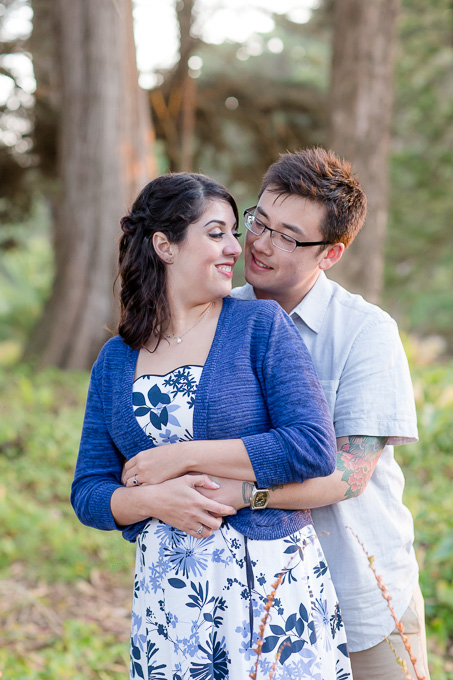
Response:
[121,445,246,539]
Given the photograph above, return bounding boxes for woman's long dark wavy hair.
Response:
[118,172,238,349]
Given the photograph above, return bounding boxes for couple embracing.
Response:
[72,147,429,680]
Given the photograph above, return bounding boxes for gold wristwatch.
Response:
[249,484,270,510]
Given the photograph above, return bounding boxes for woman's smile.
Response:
[215,262,235,278]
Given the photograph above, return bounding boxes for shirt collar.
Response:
[289,272,332,334]
[238,273,332,335]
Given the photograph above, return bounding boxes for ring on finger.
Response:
[133,474,138,485]
[195,524,203,535]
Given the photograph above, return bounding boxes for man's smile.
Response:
[249,252,273,271]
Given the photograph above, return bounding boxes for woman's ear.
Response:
[153,232,174,264]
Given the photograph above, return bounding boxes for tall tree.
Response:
[25,0,155,369]
[328,0,400,302]
[151,8,329,191]
[150,0,198,172]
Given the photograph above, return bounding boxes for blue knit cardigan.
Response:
[71,297,336,541]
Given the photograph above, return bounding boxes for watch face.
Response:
[253,491,269,508]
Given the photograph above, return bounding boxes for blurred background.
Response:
[0,0,452,678]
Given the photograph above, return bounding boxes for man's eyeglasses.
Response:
[243,207,332,254]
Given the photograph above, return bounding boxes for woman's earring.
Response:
[167,258,173,263]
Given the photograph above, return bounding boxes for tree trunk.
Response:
[150,0,198,171]
[25,0,155,369]
[177,0,197,171]
[328,0,399,303]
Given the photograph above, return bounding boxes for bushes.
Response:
[0,364,134,678]
[0,357,452,678]
[398,349,453,677]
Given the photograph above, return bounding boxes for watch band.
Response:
[242,481,255,506]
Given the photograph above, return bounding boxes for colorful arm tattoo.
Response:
[337,435,388,499]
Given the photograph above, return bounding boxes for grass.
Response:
[0,362,135,678]
[0,344,452,678]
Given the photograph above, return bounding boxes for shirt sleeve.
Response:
[333,319,418,444]
[71,361,124,531]
[242,307,337,488]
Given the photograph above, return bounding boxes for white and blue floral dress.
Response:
[131,366,352,680]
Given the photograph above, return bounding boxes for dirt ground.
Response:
[0,563,131,664]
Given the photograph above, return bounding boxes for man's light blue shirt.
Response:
[232,272,419,652]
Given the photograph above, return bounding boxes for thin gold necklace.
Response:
[164,301,215,344]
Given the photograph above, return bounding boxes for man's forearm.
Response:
[181,436,388,512]
[268,436,388,509]
[267,471,347,510]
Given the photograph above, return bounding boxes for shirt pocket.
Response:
[319,379,339,419]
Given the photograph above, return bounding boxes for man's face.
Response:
[244,189,331,310]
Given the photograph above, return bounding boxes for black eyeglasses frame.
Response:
[243,207,333,253]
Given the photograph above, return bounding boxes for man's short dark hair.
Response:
[260,147,367,247]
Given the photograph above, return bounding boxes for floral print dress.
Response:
[131,366,352,680]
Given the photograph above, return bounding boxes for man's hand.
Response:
[196,475,249,511]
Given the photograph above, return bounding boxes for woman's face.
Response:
[168,199,242,304]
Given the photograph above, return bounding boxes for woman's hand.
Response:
[123,443,188,486]
[148,474,236,539]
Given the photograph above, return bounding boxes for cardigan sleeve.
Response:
[241,307,337,488]
[71,360,124,531]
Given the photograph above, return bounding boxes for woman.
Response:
[71,173,352,680]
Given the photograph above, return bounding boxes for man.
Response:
[231,148,430,680]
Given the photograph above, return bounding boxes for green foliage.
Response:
[0,353,452,678]
[385,0,453,348]
[0,204,53,348]
[0,364,134,583]
[0,362,134,676]
[0,619,129,679]
[396,348,453,677]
